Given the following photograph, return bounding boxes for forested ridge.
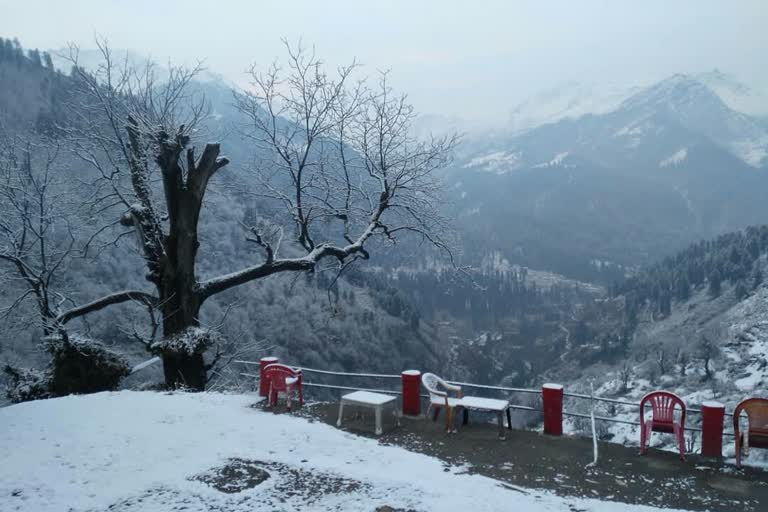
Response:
[614,225,768,321]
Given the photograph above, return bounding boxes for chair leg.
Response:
[432,406,441,422]
[425,403,432,421]
[445,407,453,433]
[675,424,685,461]
[640,423,647,455]
[336,401,345,428]
[736,433,742,469]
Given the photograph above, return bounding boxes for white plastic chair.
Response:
[422,372,463,432]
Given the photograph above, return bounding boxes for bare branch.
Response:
[56,290,159,325]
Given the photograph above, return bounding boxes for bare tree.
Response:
[230,42,458,281]
[58,40,456,390]
[618,361,632,392]
[697,335,719,381]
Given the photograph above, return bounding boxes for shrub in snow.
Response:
[2,365,51,403]
[3,333,133,403]
[45,334,131,397]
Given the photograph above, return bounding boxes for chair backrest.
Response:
[640,391,686,427]
[264,363,301,392]
[421,372,440,393]
[422,372,448,401]
[734,397,768,435]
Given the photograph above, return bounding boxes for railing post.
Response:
[701,400,725,458]
[542,383,564,436]
[259,356,279,397]
[401,370,421,416]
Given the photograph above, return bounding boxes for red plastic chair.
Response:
[733,397,768,468]
[263,363,303,411]
[639,391,686,460]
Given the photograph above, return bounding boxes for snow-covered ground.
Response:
[0,391,692,512]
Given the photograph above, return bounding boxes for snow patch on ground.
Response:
[614,122,645,138]
[0,391,689,512]
[533,151,571,168]
[463,151,523,174]
[730,137,768,167]
[660,148,688,167]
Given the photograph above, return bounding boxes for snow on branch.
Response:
[213,46,458,301]
[56,290,158,325]
[150,327,221,356]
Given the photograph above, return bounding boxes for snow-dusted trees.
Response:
[0,131,149,335]
[56,41,456,390]
[0,132,135,401]
[0,133,73,335]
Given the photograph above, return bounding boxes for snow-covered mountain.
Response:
[500,70,768,168]
[445,73,768,281]
[507,81,641,134]
[470,73,768,173]
[615,74,768,167]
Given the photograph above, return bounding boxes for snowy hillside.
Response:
[0,391,695,512]
[563,281,768,468]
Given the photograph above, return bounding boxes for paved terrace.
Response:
[289,401,768,512]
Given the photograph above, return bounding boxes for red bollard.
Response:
[259,356,278,397]
[542,383,564,436]
[401,370,422,416]
[701,400,725,458]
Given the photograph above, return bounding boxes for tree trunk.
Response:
[161,350,206,390]
[158,194,206,390]
[159,282,205,390]
[138,137,228,391]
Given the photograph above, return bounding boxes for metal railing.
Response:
[236,360,736,437]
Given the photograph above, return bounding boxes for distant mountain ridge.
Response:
[504,71,768,138]
[447,73,768,282]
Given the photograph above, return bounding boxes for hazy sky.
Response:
[1,0,766,122]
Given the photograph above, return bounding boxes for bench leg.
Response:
[286,385,292,411]
[497,411,506,440]
[463,408,469,425]
[336,401,345,428]
[506,407,512,430]
[375,406,383,435]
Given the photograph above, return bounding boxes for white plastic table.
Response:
[337,391,399,435]
[457,396,512,439]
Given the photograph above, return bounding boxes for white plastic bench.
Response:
[336,391,399,435]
